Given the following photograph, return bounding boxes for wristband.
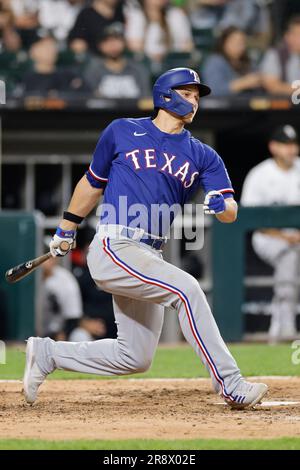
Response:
[56,227,76,238]
[63,211,84,224]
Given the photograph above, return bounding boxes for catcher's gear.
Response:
[153,67,211,117]
[204,190,226,215]
[50,227,75,257]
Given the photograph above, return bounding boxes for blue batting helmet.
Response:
[153,67,211,117]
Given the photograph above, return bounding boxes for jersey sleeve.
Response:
[199,144,234,198]
[86,122,117,188]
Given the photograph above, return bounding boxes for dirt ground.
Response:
[1,378,300,441]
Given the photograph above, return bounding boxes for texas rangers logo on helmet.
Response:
[189,70,200,83]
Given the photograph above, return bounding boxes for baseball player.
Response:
[241,125,300,343]
[23,67,268,408]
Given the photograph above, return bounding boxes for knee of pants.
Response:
[133,356,153,373]
[171,274,203,310]
[121,352,153,373]
[118,344,153,373]
[170,273,204,309]
[181,274,203,300]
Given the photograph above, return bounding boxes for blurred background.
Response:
[0,0,300,345]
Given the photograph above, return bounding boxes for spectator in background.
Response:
[189,0,268,35]
[202,26,261,96]
[1,23,21,52]
[38,0,85,45]
[0,0,22,51]
[125,0,193,64]
[9,0,40,49]
[42,256,106,341]
[260,15,300,96]
[84,24,151,99]
[68,0,124,54]
[241,125,300,343]
[0,1,32,95]
[72,224,117,339]
[42,256,83,340]
[22,36,86,95]
[274,0,300,39]
[69,316,107,342]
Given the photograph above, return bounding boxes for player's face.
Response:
[269,141,299,168]
[174,85,200,124]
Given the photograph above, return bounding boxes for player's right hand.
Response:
[49,227,76,257]
[203,190,226,215]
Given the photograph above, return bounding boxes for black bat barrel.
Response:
[5,260,35,283]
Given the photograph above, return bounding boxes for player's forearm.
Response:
[216,199,238,223]
[59,175,103,230]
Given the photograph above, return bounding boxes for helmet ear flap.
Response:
[155,88,194,117]
[160,90,172,101]
[161,93,171,103]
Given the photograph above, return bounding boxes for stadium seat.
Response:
[192,27,216,54]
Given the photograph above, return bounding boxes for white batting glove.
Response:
[49,228,76,257]
[203,190,226,215]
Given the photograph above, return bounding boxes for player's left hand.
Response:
[203,190,226,215]
[49,227,76,257]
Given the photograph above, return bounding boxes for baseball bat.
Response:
[5,241,71,284]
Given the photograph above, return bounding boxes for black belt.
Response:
[120,227,167,251]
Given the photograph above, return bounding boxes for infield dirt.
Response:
[1,378,300,440]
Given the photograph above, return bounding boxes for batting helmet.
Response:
[153,67,211,117]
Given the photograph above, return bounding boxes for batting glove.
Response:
[203,190,226,215]
[49,227,76,257]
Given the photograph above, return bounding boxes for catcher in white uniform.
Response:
[241,125,300,343]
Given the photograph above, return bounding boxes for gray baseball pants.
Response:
[37,228,242,401]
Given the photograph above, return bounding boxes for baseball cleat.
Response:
[23,337,47,405]
[224,381,268,409]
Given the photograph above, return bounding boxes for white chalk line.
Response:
[0,376,299,384]
[214,401,300,407]
[131,376,298,382]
